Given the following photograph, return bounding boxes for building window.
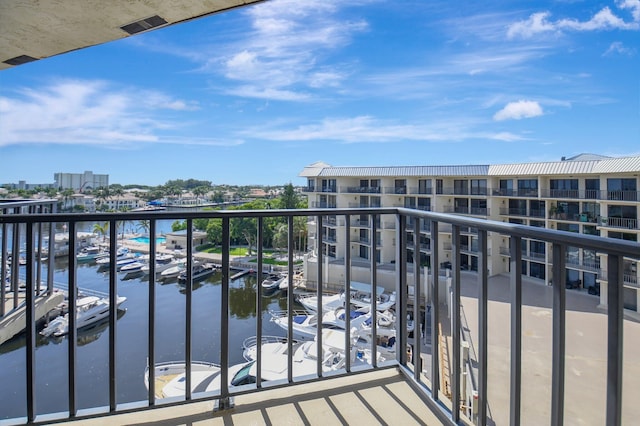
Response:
[436,179,443,194]
[359,245,369,259]
[499,179,514,196]
[470,179,487,195]
[517,179,538,196]
[418,179,431,194]
[550,179,579,197]
[454,180,468,195]
[607,178,637,201]
[585,178,600,199]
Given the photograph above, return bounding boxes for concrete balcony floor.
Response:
[64,368,446,426]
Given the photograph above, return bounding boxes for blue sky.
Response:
[1,0,639,186]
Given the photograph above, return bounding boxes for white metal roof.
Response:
[302,155,640,179]
[487,160,600,176]
[303,165,490,178]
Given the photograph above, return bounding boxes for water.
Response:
[0,257,291,420]
[128,236,167,244]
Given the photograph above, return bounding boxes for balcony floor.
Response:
[62,367,447,426]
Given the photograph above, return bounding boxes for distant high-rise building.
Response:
[54,171,109,191]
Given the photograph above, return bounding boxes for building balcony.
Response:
[499,207,527,217]
[341,186,381,194]
[300,186,316,193]
[599,216,639,230]
[1,201,639,425]
[408,187,433,195]
[384,186,407,195]
[311,202,337,209]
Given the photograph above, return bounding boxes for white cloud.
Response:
[604,41,636,56]
[0,80,196,147]
[507,3,640,39]
[493,100,544,121]
[618,0,640,21]
[507,12,558,39]
[241,115,527,144]
[213,0,368,100]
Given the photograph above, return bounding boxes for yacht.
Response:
[177,263,216,284]
[40,295,127,337]
[140,253,176,276]
[297,281,396,313]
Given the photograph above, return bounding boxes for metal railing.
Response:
[1,204,639,426]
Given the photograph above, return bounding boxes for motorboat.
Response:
[76,245,105,262]
[144,361,222,399]
[160,258,188,280]
[243,330,381,371]
[95,247,133,267]
[269,307,370,341]
[140,253,176,275]
[40,295,127,337]
[260,273,286,294]
[120,260,145,274]
[297,281,396,313]
[177,263,216,284]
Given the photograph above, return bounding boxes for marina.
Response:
[0,253,296,420]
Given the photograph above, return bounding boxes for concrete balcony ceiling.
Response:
[0,0,264,71]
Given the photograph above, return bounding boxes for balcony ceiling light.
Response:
[3,54,38,66]
[120,15,167,35]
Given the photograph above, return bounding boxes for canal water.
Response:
[0,254,291,420]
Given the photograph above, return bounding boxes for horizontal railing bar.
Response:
[2,207,638,259]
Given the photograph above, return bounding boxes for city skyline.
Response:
[1,0,639,186]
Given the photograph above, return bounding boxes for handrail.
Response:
[0,205,637,425]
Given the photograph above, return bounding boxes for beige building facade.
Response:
[299,154,640,314]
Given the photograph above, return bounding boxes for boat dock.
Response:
[231,268,253,281]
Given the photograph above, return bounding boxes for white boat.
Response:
[140,254,176,275]
[160,258,188,280]
[297,281,396,313]
[95,247,132,267]
[144,361,222,398]
[243,330,381,371]
[120,260,145,274]
[269,307,371,341]
[40,295,127,337]
[261,274,286,293]
[76,246,105,262]
[177,263,216,284]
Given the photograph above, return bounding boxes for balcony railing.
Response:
[1,202,639,426]
[341,186,381,194]
[599,216,639,230]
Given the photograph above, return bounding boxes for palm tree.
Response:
[192,186,208,205]
[137,220,150,235]
[94,186,110,211]
[61,188,74,211]
[109,185,124,211]
[93,222,109,242]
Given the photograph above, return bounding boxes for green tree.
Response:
[192,185,210,204]
[94,186,110,211]
[279,182,299,209]
[137,220,150,235]
[231,217,257,255]
[93,222,109,242]
[109,185,124,211]
[206,219,223,245]
[61,188,74,211]
[172,220,187,232]
[272,223,288,252]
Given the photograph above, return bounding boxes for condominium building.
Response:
[54,171,109,191]
[299,154,640,314]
